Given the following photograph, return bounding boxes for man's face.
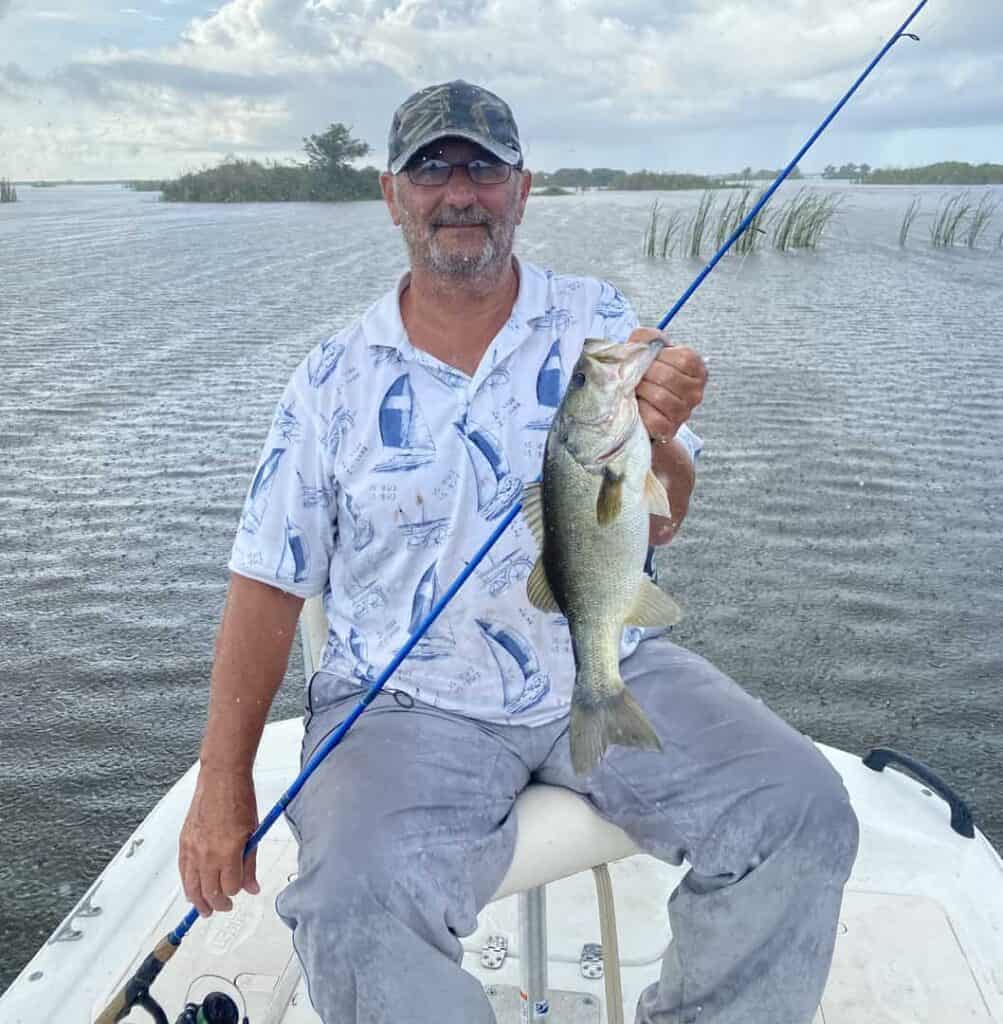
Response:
[380,138,532,282]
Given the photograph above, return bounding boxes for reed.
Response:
[660,210,683,257]
[0,178,17,203]
[642,199,661,257]
[965,193,999,249]
[713,188,768,256]
[930,192,972,247]
[685,191,716,259]
[770,189,841,252]
[898,197,921,247]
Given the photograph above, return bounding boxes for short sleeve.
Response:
[228,374,337,598]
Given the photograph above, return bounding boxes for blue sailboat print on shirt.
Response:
[344,493,374,552]
[455,417,523,520]
[595,282,629,321]
[276,516,310,584]
[405,562,455,660]
[528,306,574,332]
[348,626,380,683]
[375,374,437,473]
[475,619,550,715]
[307,338,346,388]
[240,447,285,535]
[526,339,563,430]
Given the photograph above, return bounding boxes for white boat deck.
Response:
[3,714,1002,1024]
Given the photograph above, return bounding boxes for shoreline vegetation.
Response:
[11,151,1003,202]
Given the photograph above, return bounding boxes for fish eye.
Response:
[570,371,586,389]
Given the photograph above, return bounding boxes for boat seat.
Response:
[492,782,640,1023]
[299,597,641,1022]
[492,781,640,900]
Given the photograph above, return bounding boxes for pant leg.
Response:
[276,673,532,1024]
[536,639,859,1024]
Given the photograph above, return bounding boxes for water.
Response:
[1,183,1001,988]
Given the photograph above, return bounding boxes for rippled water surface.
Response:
[1,183,1001,987]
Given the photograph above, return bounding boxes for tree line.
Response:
[824,161,1003,185]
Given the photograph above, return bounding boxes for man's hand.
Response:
[629,327,707,442]
[627,327,707,544]
[179,766,260,917]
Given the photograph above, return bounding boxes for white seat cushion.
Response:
[492,784,640,901]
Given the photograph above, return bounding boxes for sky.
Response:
[0,0,1000,180]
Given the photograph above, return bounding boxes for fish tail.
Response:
[569,682,662,776]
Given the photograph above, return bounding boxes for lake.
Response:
[1,181,1001,988]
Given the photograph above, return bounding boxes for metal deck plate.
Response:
[484,984,601,1022]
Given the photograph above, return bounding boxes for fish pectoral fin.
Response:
[644,469,672,519]
[625,577,683,627]
[596,469,624,526]
[527,557,562,612]
[521,480,545,546]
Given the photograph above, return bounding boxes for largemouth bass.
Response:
[522,336,682,775]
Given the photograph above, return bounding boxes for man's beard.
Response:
[399,201,518,282]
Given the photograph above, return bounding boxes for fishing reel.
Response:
[114,975,247,1024]
[174,991,246,1024]
[173,977,248,1024]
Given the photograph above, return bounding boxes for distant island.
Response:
[137,124,381,202]
[822,161,1003,185]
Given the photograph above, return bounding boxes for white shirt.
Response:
[229,259,702,726]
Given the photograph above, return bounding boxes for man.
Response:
[179,80,858,1023]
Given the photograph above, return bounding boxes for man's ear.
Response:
[515,169,532,224]
[380,171,401,226]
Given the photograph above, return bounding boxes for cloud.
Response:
[0,0,1000,178]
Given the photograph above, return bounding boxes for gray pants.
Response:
[277,638,859,1024]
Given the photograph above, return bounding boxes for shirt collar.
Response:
[361,257,549,374]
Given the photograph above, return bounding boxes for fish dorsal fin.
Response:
[597,469,623,526]
[625,577,683,627]
[527,557,561,612]
[644,469,672,519]
[521,481,545,546]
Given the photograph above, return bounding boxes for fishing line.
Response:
[97,3,928,1019]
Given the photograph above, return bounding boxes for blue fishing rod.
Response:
[97,3,927,1020]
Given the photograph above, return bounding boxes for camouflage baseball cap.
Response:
[388,80,522,174]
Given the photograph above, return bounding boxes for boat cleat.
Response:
[480,934,509,969]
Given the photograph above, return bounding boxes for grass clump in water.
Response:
[642,199,686,258]
[899,197,921,247]
[770,189,841,252]
[685,191,716,259]
[930,192,973,247]
[0,178,17,203]
[713,188,768,256]
[965,193,1000,249]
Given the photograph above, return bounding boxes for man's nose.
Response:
[442,166,478,205]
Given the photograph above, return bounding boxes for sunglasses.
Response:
[405,156,517,188]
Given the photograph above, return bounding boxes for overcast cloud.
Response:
[0,0,999,179]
